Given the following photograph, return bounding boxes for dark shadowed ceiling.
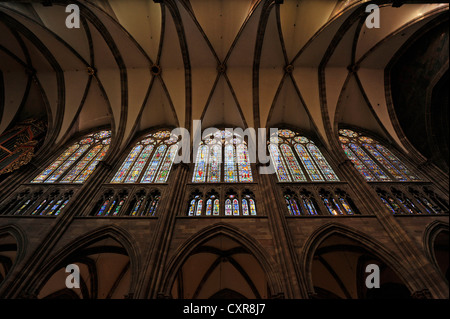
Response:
[391,20,449,173]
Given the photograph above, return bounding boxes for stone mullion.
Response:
[0,161,113,298]
[416,161,449,196]
[139,163,190,298]
[335,157,449,298]
[258,172,305,298]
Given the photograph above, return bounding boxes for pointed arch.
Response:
[301,223,416,297]
[160,223,283,298]
[423,220,449,283]
[0,224,27,285]
[29,225,141,299]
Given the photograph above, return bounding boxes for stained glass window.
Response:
[307,144,339,181]
[237,144,253,182]
[242,199,249,215]
[302,197,318,215]
[233,199,239,216]
[196,199,203,216]
[192,130,253,183]
[193,145,209,183]
[341,144,376,181]
[349,143,389,181]
[269,144,291,182]
[111,130,178,184]
[32,130,111,184]
[249,199,257,216]
[269,129,339,182]
[207,144,222,183]
[225,199,232,216]
[294,144,323,181]
[339,129,420,182]
[155,144,178,183]
[280,144,306,182]
[206,199,213,216]
[213,199,220,215]
[224,144,237,183]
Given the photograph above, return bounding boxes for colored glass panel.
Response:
[130,199,143,216]
[290,199,301,215]
[242,199,249,215]
[213,199,220,216]
[302,198,318,215]
[155,144,178,183]
[153,130,171,138]
[374,144,419,180]
[111,145,143,183]
[278,129,295,137]
[97,200,110,216]
[395,196,414,214]
[207,144,221,183]
[349,143,390,181]
[307,144,339,181]
[237,144,253,182]
[416,196,439,214]
[32,199,47,215]
[339,129,358,137]
[280,144,306,181]
[55,199,69,216]
[104,200,116,216]
[341,144,376,181]
[206,199,213,216]
[125,144,154,183]
[225,199,232,216]
[46,199,63,215]
[193,145,209,182]
[359,136,374,144]
[141,138,155,145]
[94,131,111,139]
[188,199,196,216]
[196,199,203,216]
[148,197,159,216]
[142,145,167,183]
[339,197,353,215]
[15,199,31,215]
[39,199,54,215]
[339,136,349,144]
[269,144,291,182]
[295,144,323,181]
[387,197,402,214]
[249,199,257,216]
[45,144,90,183]
[379,196,396,214]
[332,198,344,215]
[294,136,309,143]
[363,143,406,181]
[224,144,237,183]
[79,137,94,145]
[32,144,79,183]
[322,198,339,215]
[61,144,103,183]
[285,196,294,215]
[233,199,239,215]
[75,145,110,183]
[112,199,126,216]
